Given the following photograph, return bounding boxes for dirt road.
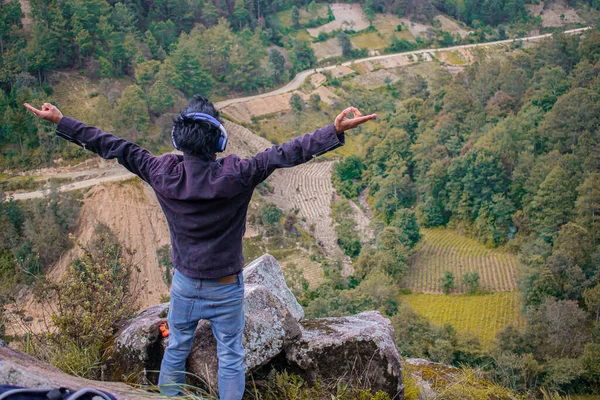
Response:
[7,26,590,201]
[215,27,590,109]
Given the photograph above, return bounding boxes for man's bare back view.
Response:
[24,95,376,399]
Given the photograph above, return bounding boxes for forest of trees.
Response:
[325,29,600,396]
[0,0,581,169]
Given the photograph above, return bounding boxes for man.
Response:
[24,95,376,399]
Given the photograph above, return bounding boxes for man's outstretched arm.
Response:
[24,103,159,184]
[239,107,376,187]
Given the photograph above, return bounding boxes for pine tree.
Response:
[232,0,249,30]
[201,0,219,27]
[576,173,600,246]
[148,80,175,115]
[527,166,577,242]
[116,85,149,133]
[291,6,300,29]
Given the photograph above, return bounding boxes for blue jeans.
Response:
[158,269,245,399]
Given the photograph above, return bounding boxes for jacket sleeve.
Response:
[55,117,160,184]
[238,123,345,187]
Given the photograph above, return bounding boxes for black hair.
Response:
[172,95,222,160]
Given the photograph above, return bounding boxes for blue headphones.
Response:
[171,112,228,153]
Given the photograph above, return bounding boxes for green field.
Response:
[436,51,467,65]
[351,31,388,49]
[401,292,525,348]
[404,228,518,293]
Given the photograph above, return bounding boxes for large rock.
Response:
[185,284,301,391]
[0,346,161,399]
[244,254,304,320]
[102,254,303,389]
[102,304,169,383]
[284,310,404,398]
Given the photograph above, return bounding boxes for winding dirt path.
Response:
[214,27,590,109]
[6,26,590,202]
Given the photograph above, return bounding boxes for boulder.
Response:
[284,310,404,398]
[102,303,169,383]
[102,255,405,398]
[186,284,301,391]
[102,254,303,389]
[0,346,161,399]
[243,254,304,321]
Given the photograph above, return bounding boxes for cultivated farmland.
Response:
[404,228,518,293]
[401,292,525,348]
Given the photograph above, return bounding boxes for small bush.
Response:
[442,270,455,294]
[29,224,141,379]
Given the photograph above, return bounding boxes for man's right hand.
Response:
[334,107,377,134]
[24,102,64,125]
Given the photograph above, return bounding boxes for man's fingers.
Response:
[24,103,42,115]
[348,114,377,126]
[338,108,351,119]
[350,107,363,118]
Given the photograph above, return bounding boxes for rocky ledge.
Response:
[3,254,404,399]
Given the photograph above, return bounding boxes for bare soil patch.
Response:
[48,182,171,308]
[310,73,327,88]
[435,15,469,38]
[353,69,400,87]
[457,48,476,64]
[312,38,343,60]
[354,61,374,74]
[14,0,31,29]
[221,91,309,123]
[329,65,356,78]
[307,3,370,37]
[528,1,584,27]
[312,86,340,105]
[267,161,341,256]
[222,120,273,158]
[399,18,431,38]
[372,54,412,69]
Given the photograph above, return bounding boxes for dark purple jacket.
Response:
[55,117,345,278]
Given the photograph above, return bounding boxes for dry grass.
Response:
[372,14,416,43]
[434,15,469,38]
[350,31,387,50]
[312,37,343,60]
[276,4,329,27]
[289,29,313,42]
[401,292,525,348]
[436,51,467,65]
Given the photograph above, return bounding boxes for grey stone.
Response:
[284,310,404,398]
[102,255,302,390]
[403,358,459,400]
[102,303,169,384]
[243,254,304,321]
[0,347,162,399]
[185,284,301,392]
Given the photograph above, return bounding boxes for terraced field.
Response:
[404,228,518,293]
[268,160,339,256]
[401,292,525,348]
